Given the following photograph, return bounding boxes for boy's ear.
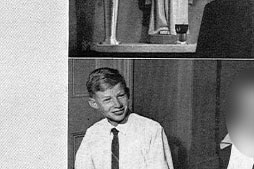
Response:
[88,98,99,109]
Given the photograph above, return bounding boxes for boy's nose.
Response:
[113,98,122,107]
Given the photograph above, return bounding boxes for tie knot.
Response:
[111,128,119,136]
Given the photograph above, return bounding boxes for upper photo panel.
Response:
[69,0,253,58]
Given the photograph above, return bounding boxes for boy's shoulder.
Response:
[85,118,108,135]
[130,113,162,128]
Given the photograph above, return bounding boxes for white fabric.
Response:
[220,134,232,150]
[220,134,254,169]
[227,145,254,169]
[75,113,174,169]
[148,0,169,35]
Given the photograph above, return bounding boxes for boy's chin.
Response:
[109,114,128,124]
[111,114,126,122]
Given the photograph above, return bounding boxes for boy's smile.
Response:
[89,83,129,126]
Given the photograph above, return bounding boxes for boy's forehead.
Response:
[95,83,124,97]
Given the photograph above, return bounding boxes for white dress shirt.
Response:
[75,113,174,169]
[220,134,254,169]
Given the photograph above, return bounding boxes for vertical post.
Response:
[176,60,193,159]
[170,0,189,35]
[103,0,120,45]
[215,60,222,156]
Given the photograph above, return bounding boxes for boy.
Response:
[75,67,174,169]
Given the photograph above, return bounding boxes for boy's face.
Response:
[229,84,254,129]
[89,83,129,126]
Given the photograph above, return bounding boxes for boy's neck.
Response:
[108,109,131,127]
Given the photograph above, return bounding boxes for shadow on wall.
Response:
[196,0,253,58]
[69,0,97,55]
[168,136,188,169]
[138,0,151,43]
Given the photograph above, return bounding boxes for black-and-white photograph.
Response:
[1,0,254,168]
[69,0,253,58]
[67,0,254,168]
[68,59,254,169]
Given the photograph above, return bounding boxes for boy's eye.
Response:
[103,98,111,102]
[118,94,126,97]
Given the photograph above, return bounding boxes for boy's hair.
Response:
[86,67,129,98]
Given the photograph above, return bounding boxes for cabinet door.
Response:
[68,59,133,169]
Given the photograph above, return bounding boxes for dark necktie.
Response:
[219,145,231,169]
[111,128,119,169]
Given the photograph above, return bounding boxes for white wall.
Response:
[0,1,68,168]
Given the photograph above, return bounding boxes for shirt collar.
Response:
[231,144,254,162]
[114,118,130,135]
[104,113,133,136]
[220,134,233,149]
[221,134,254,161]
